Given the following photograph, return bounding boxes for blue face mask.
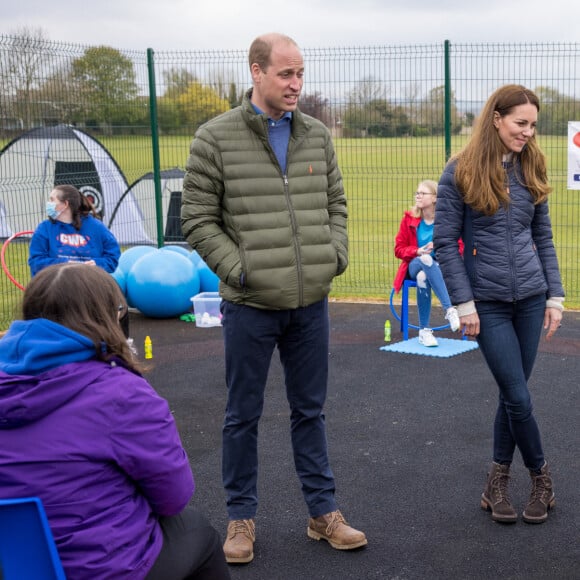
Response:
[46,201,60,220]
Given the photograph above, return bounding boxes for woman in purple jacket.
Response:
[0,263,230,580]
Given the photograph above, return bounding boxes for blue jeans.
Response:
[475,294,546,471]
[408,256,453,328]
[221,298,337,519]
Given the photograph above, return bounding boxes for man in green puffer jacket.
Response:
[181,32,367,565]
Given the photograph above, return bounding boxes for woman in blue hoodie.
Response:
[28,184,120,276]
[0,263,230,580]
[28,184,132,336]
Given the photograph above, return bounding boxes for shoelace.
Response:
[530,474,553,504]
[229,520,255,541]
[491,472,511,505]
[324,511,346,535]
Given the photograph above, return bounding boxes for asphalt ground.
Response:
[129,301,580,580]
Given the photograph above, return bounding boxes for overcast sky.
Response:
[2,0,580,52]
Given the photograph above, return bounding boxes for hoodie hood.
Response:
[0,319,100,428]
[0,318,96,375]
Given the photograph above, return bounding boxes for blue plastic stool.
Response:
[389,279,454,341]
[0,497,65,579]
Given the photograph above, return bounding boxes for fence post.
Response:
[444,39,451,161]
[147,48,164,248]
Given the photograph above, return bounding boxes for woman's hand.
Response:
[460,312,480,338]
[544,307,562,340]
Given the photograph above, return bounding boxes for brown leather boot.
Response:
[307,510,367,550]
[480,462,517,523]
[523,462,555,524]
[223,519,255,564]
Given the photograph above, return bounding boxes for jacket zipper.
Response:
[261,116,305,307]
[505,178,518,301]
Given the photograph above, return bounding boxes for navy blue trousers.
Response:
[221,298,337,519]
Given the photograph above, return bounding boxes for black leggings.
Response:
[146,506,230,580]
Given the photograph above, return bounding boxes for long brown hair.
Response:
[53,184,97,230]
[22,263,140,372]
[454,84,551,215]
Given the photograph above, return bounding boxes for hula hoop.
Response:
[1,231,34,291]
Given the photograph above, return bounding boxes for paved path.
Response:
[130,302,580,580]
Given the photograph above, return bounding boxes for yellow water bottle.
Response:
[144,335,153,359]
[384,319,391,342]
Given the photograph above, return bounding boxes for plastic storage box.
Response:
[191,292,222,327]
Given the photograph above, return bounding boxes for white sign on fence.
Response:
[568,122,580,190]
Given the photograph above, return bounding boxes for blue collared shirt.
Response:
[252,103,292,172]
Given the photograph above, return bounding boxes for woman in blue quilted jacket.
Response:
[434,85,564,525]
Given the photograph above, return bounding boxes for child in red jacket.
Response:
[393,180,461,346]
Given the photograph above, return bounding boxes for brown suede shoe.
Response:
[307,510,367,550]
[223,519,255,564]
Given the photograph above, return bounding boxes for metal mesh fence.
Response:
[1,37,579,328]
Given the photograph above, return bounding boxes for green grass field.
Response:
[1,134,577,330]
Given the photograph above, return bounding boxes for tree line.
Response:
[1,27,578,138]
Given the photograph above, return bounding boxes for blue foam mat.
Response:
[379,336,479,358]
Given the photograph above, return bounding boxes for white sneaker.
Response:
[418,328,438,347]
[445,307,460,332]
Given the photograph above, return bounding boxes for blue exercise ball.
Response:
[161,245,190,257]
[126,250,200,318]
[196,260,220,292]
[188,250,203,268]
[111,268,126,295]
[118,245,156,275]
